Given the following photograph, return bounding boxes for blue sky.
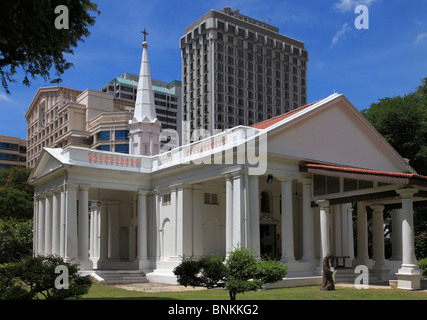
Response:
[1,0,427,140]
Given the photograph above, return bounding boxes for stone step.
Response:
[334,268,381,283]
[95,270,148,285]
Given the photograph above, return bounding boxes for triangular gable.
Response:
[264,94,415,174]
[29,148,65,181]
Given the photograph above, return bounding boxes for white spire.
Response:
[132,40,157,123]
[128,32,161,156]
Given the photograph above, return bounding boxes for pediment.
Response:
[29,148,65,182]
[265,95,415,174]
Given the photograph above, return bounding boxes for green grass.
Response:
[82,282,427,300]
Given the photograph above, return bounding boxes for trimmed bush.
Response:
[418,257,427,277]
[174,247,287,300]
[0,255,92,300]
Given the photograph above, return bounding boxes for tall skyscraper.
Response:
[180,7,308,144]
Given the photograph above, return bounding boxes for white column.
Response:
[232,172,244,248]
[37,196,46,255]
[78,186,90,269]
[89,202,96,259]
[342,204,355,266]
[52,191,61,255]
[225,175,233,254]
[370,204,387,270]
[248,175,260,258]
[179,185,193,257]
[317,200,331,263]
[137,190,149,269]
[95,203,101,258]
[396,189,421,290]
[391,209,403,260]
[107,202,115,259]
[59,189,66,257]
[354,202,370,266]
[301,179,315,263]
[64,185,78,262]
[280,177,295,263]
[192,185,204,258]
[44,193,53,255]
[99,202,108,262]
[33,198,38,254]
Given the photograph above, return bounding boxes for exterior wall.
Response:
[0,135,27,168]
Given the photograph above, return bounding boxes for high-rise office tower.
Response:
[180,7,308,144]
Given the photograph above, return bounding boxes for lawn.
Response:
[82,281,427,300]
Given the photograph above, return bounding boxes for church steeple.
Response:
[128,30,161,156]
[132,29,158,123]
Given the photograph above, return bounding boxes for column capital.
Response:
[66,184,79,191]
[370,204,385,213]
[396,188,418,199]
[79,185,90,191]
[316,199,330,208]
[276,175,295,182]
[298,177,312,185]
[137,189,150,196]
[222,167,244,179]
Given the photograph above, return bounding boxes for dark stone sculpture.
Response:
[321,253,335,291]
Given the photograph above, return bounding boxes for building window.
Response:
[115,144,129,154]
[204,193,219,205]
[115,130,129,140]
[0,142,19,151]
[261,191,271,213]
[97,145,110,151]
[162,193,171,206]
[97,131,110,141]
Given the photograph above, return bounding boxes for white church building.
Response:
[29,39,425,290]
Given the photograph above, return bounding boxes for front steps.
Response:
[334,268,382,283]
[94,270,148,285]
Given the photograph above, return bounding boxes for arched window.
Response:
[261,191,271,213]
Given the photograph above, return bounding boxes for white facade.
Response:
[29,37,425,291]
[30,93,426,290]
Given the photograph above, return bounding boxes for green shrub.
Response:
[0,255,92,300]
[173,247,287,300]
[418,257,427,277]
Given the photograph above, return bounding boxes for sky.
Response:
[1,0,427,140]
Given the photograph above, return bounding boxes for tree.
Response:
[361,85,427,175]
[173,247,288,300]
[0,218,33,264]
[0,167,34,220]
[0,254,92,300]
[0,0,100,94]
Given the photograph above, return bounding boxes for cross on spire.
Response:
[141,28,149,42]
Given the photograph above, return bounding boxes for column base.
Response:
[79,259,93,271]
[396,265,421,290]
[280,257,296,264]
[136,258,150,270]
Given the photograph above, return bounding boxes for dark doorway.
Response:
[260,224,277,259]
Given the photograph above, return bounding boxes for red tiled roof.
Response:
[299,161,427,185]
[250,99,322,129]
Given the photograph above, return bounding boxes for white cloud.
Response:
[334,0,379,13]
[0,92,13,103]
[414,32,427,44]
[331,23,352,47]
